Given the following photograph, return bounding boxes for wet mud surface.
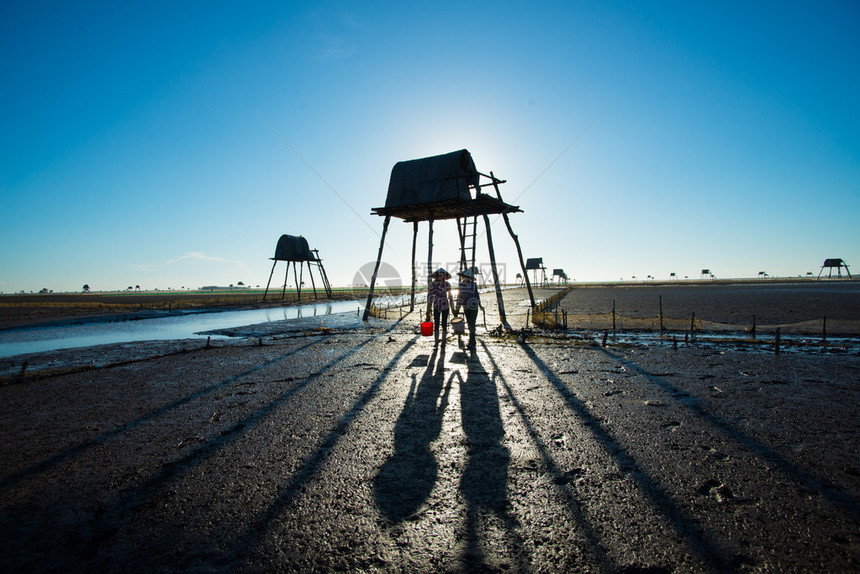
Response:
[1,285,859,572]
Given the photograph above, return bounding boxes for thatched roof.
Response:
[525,258,544,270]
[273,235,315,261]
[384,149,479,209]
[371,149,522,222]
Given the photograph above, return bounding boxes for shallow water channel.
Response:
[0,300,365,358]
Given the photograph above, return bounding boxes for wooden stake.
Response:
[659,295,664,333]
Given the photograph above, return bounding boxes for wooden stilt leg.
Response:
[307,260,318,299]
[501,210,535,308]
[264,259,277,301]
[490,171,535,308]
[293,261,301,302]
[482,211,507,325]
[457,217,466,270]
[410,221,418,312]
[282,261,290,299]
[319,262,332,297]
[363,216,391,321]
[426,212,434,322]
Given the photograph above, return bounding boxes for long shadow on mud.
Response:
[223,334,421,567]
[598,346,860,522]
[374,345,452,523]
[0,334,330,492]
[458,349,523,570]
[480,341,612,571]
[2,327,402,571]
[517,341,738,570]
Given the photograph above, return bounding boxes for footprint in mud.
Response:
[604,390,623,397]
[701,482,735,503]
[696,478,722,496]
[662,420,681,430]
[553,467,584,485]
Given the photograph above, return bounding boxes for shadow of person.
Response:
[374,346,451,524]
[459,352,516,567]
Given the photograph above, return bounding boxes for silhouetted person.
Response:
[428,268,454,345]
[455,268,482,350]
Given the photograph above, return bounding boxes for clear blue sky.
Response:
[2,1,858,293]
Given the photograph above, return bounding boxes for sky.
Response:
[2,1,858,293]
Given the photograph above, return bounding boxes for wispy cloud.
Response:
[167,252,250,270]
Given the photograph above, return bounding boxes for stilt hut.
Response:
[363,149,534,326]
[818,258,851,279]
[264,234,332,301]
[526,258,547,286]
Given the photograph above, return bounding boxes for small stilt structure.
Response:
[363,149,534,327]
[526,258,547,287]
[818,258,851,279]
[264,234,332,301]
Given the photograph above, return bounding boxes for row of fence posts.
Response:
[368,303,409,320]
[588,296,828,355]
[394,292,828,355]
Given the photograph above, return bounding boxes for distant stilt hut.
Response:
[264,235,332,301]
[552,269,568,284]
[526,258,547,287]
[363,149,534,327]
[818,258,851,279]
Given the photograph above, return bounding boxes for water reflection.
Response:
[0,300,364,358]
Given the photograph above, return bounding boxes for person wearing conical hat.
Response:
[428,267,454,345]
[455,268,482,350]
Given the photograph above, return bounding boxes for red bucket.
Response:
[420,321,433,336]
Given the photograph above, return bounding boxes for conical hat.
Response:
[457,268,475,279]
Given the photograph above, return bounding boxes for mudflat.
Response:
[0,284,858,572]
[556,280,860,334]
